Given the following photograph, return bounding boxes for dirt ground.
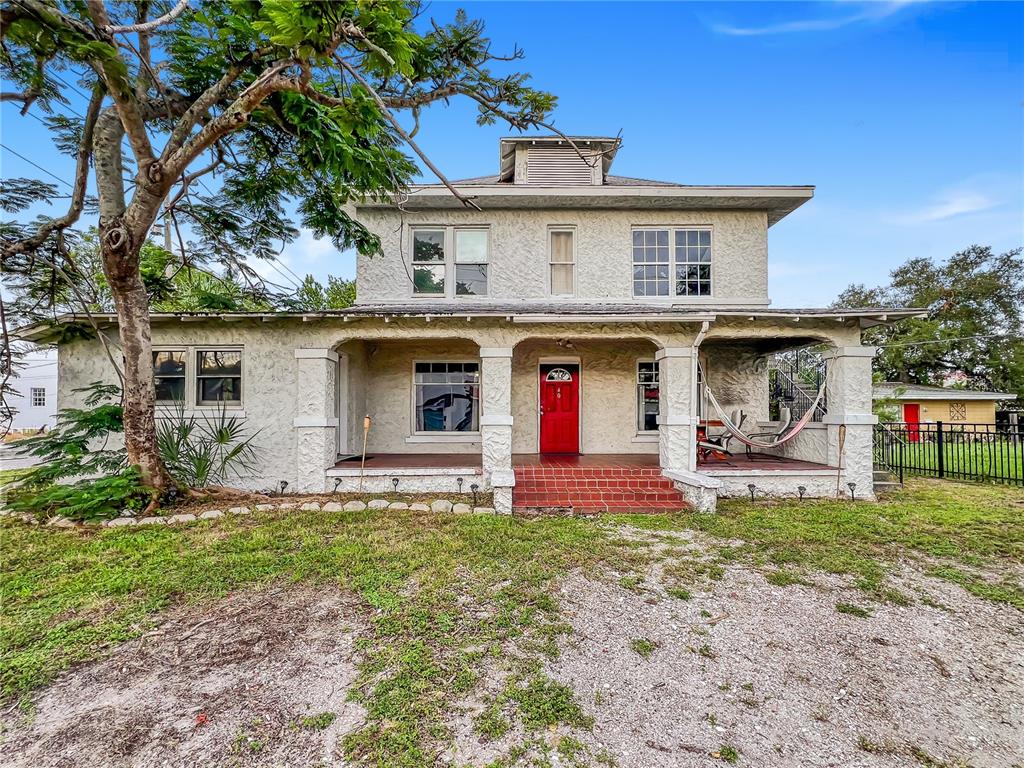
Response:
[540,530,1024,768]
[3,529,1022,768]
[0,586,367,768]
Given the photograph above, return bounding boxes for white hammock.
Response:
[704,372,827,450]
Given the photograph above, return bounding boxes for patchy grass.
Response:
[2,478,1020,765]
[836,602,873,618]
[298,711,337,731]
[629,637,658,659]
[622,479,1024,608]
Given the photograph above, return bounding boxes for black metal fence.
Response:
[874,421,1023,487]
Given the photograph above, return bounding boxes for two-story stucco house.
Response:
[23,135,918,513]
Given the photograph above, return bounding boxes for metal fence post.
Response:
[936,420,945,479]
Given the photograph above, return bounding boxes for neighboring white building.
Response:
[19,135,920,512]
[6,347,58,432]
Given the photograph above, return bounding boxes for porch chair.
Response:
[698,409,747,461]
[744,407,792,460]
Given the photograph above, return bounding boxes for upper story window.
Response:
[30,387,46,407]
[411,227,489,297]
[153,347,243,406]
[632,227,712,298]
[549,227,575,296]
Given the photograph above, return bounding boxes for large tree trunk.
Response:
[100,221,174,491]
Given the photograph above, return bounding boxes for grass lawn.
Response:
[2,479,1021,765]
[879,437,1023,485]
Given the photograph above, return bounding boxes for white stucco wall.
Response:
[355,208,769,306]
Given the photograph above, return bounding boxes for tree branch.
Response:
[1,86,103,261]
[104,0,189,34]
[331,58,481,211]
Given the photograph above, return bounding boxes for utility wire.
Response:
[876,332,1022,349]
[0,143,74,188]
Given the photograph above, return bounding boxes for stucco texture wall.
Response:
[355,208,769,306]
[510,338,660,455]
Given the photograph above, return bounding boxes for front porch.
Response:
[292,316,877,512]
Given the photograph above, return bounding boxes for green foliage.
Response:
[155,404,261,488]
[629,637,658,659]
[286,274,357,311]
[5,468,149,522]
[834,245,1024,401]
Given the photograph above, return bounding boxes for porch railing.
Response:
[873,421,1023,487]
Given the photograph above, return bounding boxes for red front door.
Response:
[903,403,921,443]
[539,364,580,453]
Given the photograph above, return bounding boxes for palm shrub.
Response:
[5,384,261,521]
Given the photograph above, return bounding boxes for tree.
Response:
[834,245,1024,401]
[289,274,356,310]
[1,1,565,489]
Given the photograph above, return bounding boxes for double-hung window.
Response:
[412,229,446,296]
[411,227,490,297]
[153,347,243,407]
[414,362,480,432]
[153,350,187,402]
[549,228,575,296]
[636,361,660,432]
[632,227,712,298]
[454,229,489,296]
[30,387,46,407]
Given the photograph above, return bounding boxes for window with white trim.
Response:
[454,229,489,296]
[410,226,490,297]
[637,361,659,431]
[549,227,575,296]
[412,229,446,295]
[632,227,712,297]
[414,362,480,432]
[30,387,46,407]
[196,349,242,405]
[153,350,186,402]
[152,347,243,407]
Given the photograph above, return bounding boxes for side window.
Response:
[549,228,575,296]
[30,387,46,407]
[412,229,445,295]
[454,229,489,296]
[153,350,187,402]
[196,349,242,405]
[636,361,660,431]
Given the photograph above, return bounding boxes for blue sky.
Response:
[2,0,1021,307]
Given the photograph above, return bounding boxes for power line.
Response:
[876,332,1022,349]
[0,143,74,188]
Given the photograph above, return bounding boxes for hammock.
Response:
[703,372,827,450]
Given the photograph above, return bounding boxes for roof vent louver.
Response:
[524,146,598,185]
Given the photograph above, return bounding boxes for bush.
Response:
[156,403,260,488]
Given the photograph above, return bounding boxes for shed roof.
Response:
[874,382,1017,401]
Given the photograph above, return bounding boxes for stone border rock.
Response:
[0,498,500,530]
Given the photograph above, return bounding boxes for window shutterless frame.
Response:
[151,345,244,409]
[30,387,46,407]
[195,348,243,406]
[631,226,713,299]
[636,360,660,433]
[548,226,576,297]
[410,359,482,436]
[409,226,491,298]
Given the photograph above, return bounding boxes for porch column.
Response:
[293,348,339,493]
[821,345,877,499]
[656,346,697,473]
[480,347,514,514]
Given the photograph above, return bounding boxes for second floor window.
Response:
[549,228,575,296]
[632,227,712,298]
[411,227,490,297]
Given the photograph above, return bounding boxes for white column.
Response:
[656,347,697,474]
[821,345,878,499]
[480,347,514,514]
[293,348,339,493]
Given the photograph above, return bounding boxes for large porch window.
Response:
[414,362,480,432]
[637,361,660,432]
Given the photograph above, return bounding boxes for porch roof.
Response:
[13,305,925,342]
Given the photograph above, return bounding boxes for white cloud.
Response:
[892,176,1010,225]
[711,1,920,37]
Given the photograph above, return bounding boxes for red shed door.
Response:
[903,403,921,443]
[539,364,580,454]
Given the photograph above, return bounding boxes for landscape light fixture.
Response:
[392,477,400,492]
[747,483,757,501]
[279,480,288,494]
[847,482,857,500]
[470,483,480,506]
[333,478,342,492]
[457,477,464,494]
[797,485,807,501]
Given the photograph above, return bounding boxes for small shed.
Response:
[873,382,1017,425]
